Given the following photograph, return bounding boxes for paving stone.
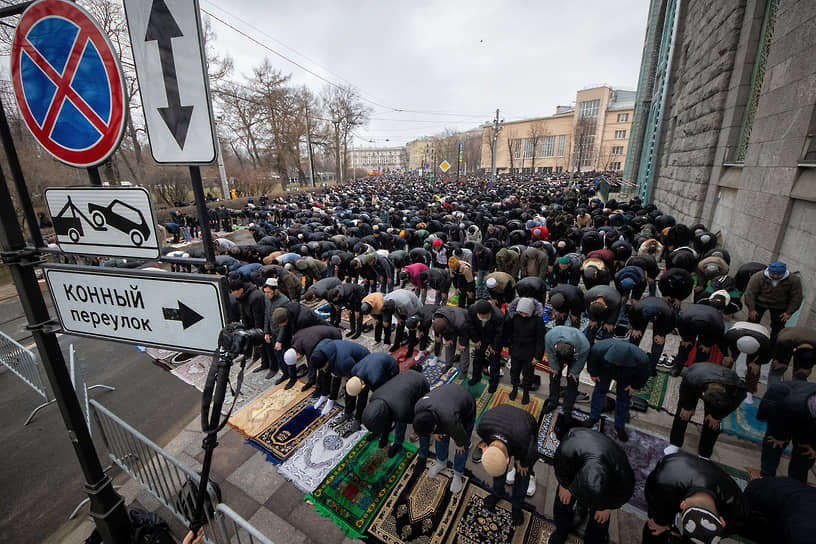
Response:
[288,501,348,544]
[213,479,261,522]
[263,480,308,518]
[226,451,287,503]
[246,507,309,544]
[194,428,255,482]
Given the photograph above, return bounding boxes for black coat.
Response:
[743,477,816,544]
[434,306,470,340]
[658,268,694,301]
[549,284,585,315]
[504,308,546,361]
[644,453,748,531]
[413,383,476,447]
[466,304,504,349]
[276,302,330,344]
[237,287,265,329]
[587,339,650,390]
[679,362,746,420]
[757,381,816,444]
[363,370,430,432]
[291,325,341,358]
[476,405,538,468]
[554,428,635,511]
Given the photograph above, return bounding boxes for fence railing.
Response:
[90,400,274,544]
[0,329,50,401]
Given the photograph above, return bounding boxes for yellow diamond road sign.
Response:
[439,160,451,172]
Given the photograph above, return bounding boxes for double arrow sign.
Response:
[124,0,217,164]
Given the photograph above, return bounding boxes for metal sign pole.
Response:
[190,166,216,271]
[0,163,131,542]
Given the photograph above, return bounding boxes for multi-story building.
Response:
[479,86,634,174]
[625,0,816,327]
[346,146,408,173]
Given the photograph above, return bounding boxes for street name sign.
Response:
[43,264,229,353]
[439,160,451,172]
[11,0,127,167]
[123,0,217,164]
[45,187,161,259]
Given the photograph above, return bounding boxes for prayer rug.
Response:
[601,424,669,514]
[712,461,752,492]
[442,483,531,544]
[367,456,470,544]
[446,294,459,307]
[460,377,495,425]
[634,372,669,409]
[420,358,459,389]
[251,396,341,464]
[485,384,544,421]
[169,355,214,389]
[307,433,417,539]
[228,381,309,437]
[537,409,597,462]
[277,410,367,493]
[524,511,583,543]
[721,398,766,445]
[661,375,705,424]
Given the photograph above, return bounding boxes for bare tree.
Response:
[527,121,548,174]
[572,116,597,173]
[322,85,370,182]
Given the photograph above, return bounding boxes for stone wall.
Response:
[651,0,747,224]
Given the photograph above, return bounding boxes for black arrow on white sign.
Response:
[162,301,204,329]
[145,0,194,149]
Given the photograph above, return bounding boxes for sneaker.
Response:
[483,494,500,510]
[615,425,629,442]
[574,392,590,403]
[413,457,427,476]
[341,419,361,438]
[663,444,680,456]
[526,474,536,497]
[450,474,464,493]
[427,460,446,479]
[506,467,516,485]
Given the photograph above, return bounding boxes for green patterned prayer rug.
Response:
[442,483,530,544]
[307,433,417,539]
[460,377,495,426]
[634,372,669,409]
[367,456,470,544]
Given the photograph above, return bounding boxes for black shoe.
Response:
[346,329,356,337]
[467,377,480,386]
[311,387,321,399]
[582,417,599,428]
[405,349,415,359]
[284,377,297,390]
[471,446,483,463]
[265,369,278,380]
[275,374,288,385]
[483,494,499,510]
[300,379,316,392]
[670,361,685,377]
[452,353,461,363]
[512,508,524,526]
[521,388,530,405]
[350,331,362,339]
[413,457,427,476]
[542,399,558,415]
[387,443,402,458]
[252,365,269,374]
[488,381,498,394]
[374,337,382,344]
[342,419,361,438]
[574,391,590,404]
[509,386,518,401]
[388,344,400,353]
[615,425,629,442]
[339,412,354,424]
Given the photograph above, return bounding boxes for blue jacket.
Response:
[351,352,399,389]
[312,339,370,377]
[614,265,647,298]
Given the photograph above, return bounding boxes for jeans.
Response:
[589,372,630,428]
[552,492,609,544]
[418,420,474,475]
[491,469,531,511]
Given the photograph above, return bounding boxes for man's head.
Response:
[418,270,430,285]
[558,256,571,271]
[360,302,373,315]
[767,261,787,280]
[473,299,493,322]
[589,297,607,313]
[793,345,815,369]
[735,335,760,355]
[272,307,289,326]
[229,280,246,298]
[620,277,636,292]
[263,278,279,298]
[549,292,566,310]
[555,342,576,366]
[360,398,392,436]
[481,441,510,477]
[678,491,725,543]
[516,297,535,318]
[411,409,436,436]
[448,256,460,271]
[485,277,497,290]
[431,316,448,336]
[702,383,733,420]
[283,348,299,367]
[309,350,328,372]
[346,376,365,396]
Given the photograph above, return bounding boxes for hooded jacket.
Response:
[678,362,746,420]
[402,262,428,288]
[614,265,647,298]
[757,381,816,444]
[263,291,290,336]
[236,286,266,329]
[363,369,430,432]
[587,339,650,390]
[334,282,367,308]
[677,304,725,336]
[312,338,370,377]
[291,325,341,359]
[466,303,504,349]
[774,326,816,354]
[361,292,385,316]
[549,284,585,315]
[657,268,694,301]
[276,302,330,344]
[485,271,516,294]
[744,269,803,314]
[644,453,748,531]
[504,298,546,361]
[520,247,549,281]
[307,277,342,299]
[384,289,422,319]
[516,276,547,301]
[723,321,772,363]
[628,296,674,335]
[495,247,520,278]
[433,305,471,340]
[351,352,399,389]
[476,404,539,468]
[554,428,635,511]
[545,326,591,376]
[413,383,476,446]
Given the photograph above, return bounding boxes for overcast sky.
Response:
[200,0,650,146]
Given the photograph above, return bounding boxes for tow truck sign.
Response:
[45,186,160,259]
[43,264,228,353]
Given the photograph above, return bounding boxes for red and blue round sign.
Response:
[11,0,126,168]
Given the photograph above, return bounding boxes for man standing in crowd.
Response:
[744,261,802,344]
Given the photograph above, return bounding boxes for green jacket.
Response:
[744,270,803,314]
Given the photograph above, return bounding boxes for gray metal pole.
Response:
[305,103,316,187]
[491,108,499,182]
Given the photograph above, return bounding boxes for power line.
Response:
[200,7,491,120]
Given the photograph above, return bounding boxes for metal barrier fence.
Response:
[90,400,274,544]
[0,329,50,400]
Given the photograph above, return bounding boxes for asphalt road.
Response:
[0,294,202,543]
